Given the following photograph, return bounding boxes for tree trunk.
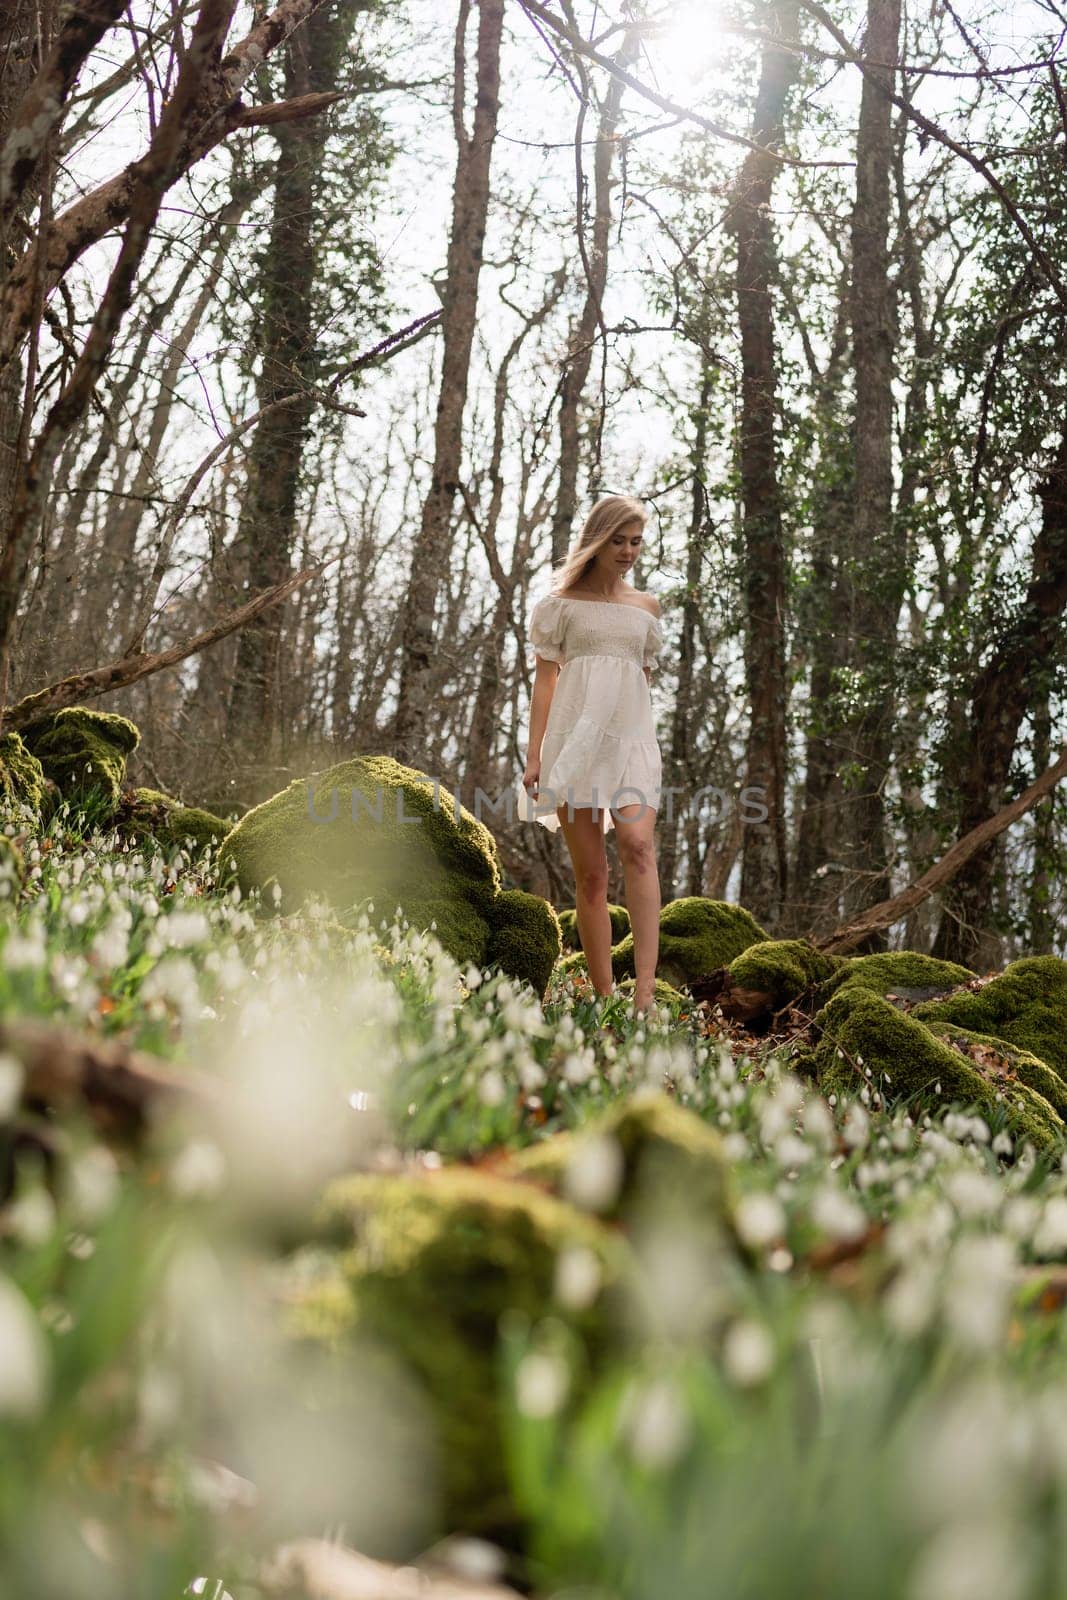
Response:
[225,0,353,783]
[393,0,504,770]
[932,421,1067,964]
[838,0,903,939]
[729,0,799,931]
[550,27,638,563]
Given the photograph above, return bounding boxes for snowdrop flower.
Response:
[843,1101,869,1150]
[516,1350,568,1418]
[734,1191,785,1250]
[722,1319,774,1387]
[625,1376,690,1468]
[944,1168,1001,1221]
[65,1145,120,1225]
[476,1068,508,1107]
[909,1516,1027,1600]
[0,1051,23,1119]
[944,1234,1016,1351]
[563,1134,624,1213]
[1033,1196,1067,1257]
[554,1244,602,1311]
[803,1096,836,1149]
[0,1275,49,1418]
[810,1184,867,1242]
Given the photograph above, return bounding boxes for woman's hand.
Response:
[522,757,541,799]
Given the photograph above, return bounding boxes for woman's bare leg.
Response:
[557,806,614,996]
[612,803,660,1011]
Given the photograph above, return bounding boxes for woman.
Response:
[520,495,665,1015]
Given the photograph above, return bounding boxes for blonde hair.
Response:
[548,495,649,595]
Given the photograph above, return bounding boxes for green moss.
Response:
[307,1166,628,1538]
[557,903,630,953]
[20,706,140,810]
[508,1091,731,1226]
[912,957,1067,1082]
[0,732,46,818]
[814,986,1064,1155]
[483,888,560,999]
[221,755,503,968]
[612,897,767,989]
[0,833,25,892]
[725,939,844,1015]
[922,1022,1067,1123]
[812,951,975,1010]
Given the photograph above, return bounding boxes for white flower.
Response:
[0,1275,49,1418]
[478,1069,506,1107]
[0,1051,23,1119]
[843,1101,869,1150]
[65,1146,120,1224]
[168,1140,227,1200]
[516,1350,569,1418]
[944,1168,1001,1221]
[722,1319,774,1386]
[734,1191,785,1250]
[810,1184,867,1242]
[563,1134,624,1213]
[554,1244,602,1311]
[1033,1196,1067,1257]
[626,1376,690,1468]
[909,1517,1027,1600]
[944,1234,1016,1351]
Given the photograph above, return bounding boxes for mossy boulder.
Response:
[718,939,844,1023]
[814,986,1064,1156]
[912,956,1067,1083]
[508,1091,732,1227]
[614,975,687,1010]
[20,706,140,810]
[0,833,25,894]
[120,787,231,856]
[557,903,630,952]
[0,733,46,818]
[922,1022,1067,1124]
[813,950,976,1010]
[303,1166,630,1539]
[612,897,768,990]
[483,888,560,998]
[221,755,557,993]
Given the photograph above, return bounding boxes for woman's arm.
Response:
[526,656,560,762]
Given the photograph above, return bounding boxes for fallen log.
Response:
[0,1014,212,1139]
[812,743,1067,954]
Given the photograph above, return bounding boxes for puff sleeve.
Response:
[642,612,665,670]
[528,595,565,665]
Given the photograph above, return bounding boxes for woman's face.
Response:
[599,518,644,573]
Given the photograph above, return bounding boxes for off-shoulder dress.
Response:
[519,592,665,834]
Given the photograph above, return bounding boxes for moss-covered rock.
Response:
[508,1091,731,1226]
[483,888,560,999]
[719,939,844,1022]
[0,733,46,818]
[814,986,1064,1155]
[304,1166,629,1539]
[20,706,140,810]
[922,1022,1067,1123]
[120,787,230,856]
[614,975,687,1010]
[912,956,1067,1083]
[557,903,630,952]
[0,833,25,894]
[222,756,554,987]
[612,897,768,990]
[813,950,976,1010]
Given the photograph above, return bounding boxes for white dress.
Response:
[518,593,665,834]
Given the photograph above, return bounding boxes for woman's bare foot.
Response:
[632,983,655,1015]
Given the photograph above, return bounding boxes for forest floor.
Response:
[2,806,1067,1600]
